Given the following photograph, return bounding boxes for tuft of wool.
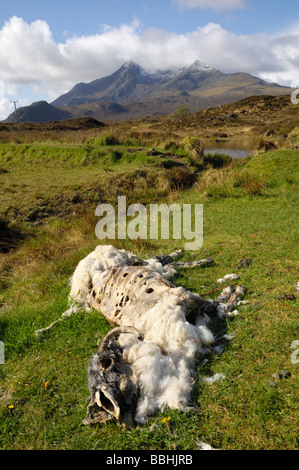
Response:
[118,332,195,423]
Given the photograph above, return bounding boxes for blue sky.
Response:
[0,0,298,119]
[1,0,297,38]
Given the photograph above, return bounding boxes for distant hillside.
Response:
[3,101,71,124]
[164,94,299,142]
[2,61,293,123]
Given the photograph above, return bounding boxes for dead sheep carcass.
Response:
[36,245,246,427]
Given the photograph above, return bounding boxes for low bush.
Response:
[203,152,232,168]
[233,169,266,196]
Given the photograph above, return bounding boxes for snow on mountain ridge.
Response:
[123,60,216,81]
[180,60,215,73]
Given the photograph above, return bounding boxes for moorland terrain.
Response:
[0,93,298,450]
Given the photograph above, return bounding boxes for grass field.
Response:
[0,130,298,450]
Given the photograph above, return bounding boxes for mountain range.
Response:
[3,60,292,123]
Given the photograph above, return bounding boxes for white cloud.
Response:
[0,16,298,119]
[0,98,13,120]
[174,0,246,11]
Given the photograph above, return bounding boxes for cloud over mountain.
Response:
[0,15,298,119]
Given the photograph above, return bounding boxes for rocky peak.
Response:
[179,60,216,74]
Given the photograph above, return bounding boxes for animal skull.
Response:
[83,326,143,427]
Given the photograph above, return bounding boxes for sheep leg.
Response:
[153,249,214,269]
[152,249,184,265]
[166,258,214,269]
[35,304,87,338]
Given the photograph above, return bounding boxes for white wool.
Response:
[197,441,218,450]
[222,286,234,296]
[197,325,215,347]
[134,349,194,421]
[217,274,239,284]
[217,304,227,318]
[196,312,211,326]
[223,273,239,281]
[127,297,200,355]
[118,330,196,422]
[145,258,177,279]
[201,373,226,384]
[227,309,239,318]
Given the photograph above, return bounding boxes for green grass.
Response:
[0,141,192,221]
[0,146,298,450]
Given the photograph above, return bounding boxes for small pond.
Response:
[204,140,253,159]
